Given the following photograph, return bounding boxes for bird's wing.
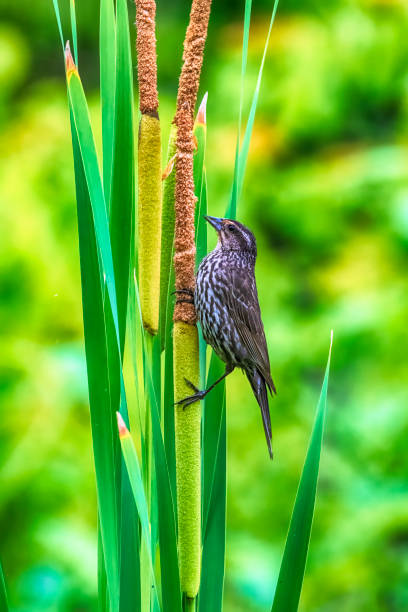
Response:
[226,266,276,394]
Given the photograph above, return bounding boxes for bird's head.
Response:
[205,216,257,256]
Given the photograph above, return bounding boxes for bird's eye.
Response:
[227,225,236,233]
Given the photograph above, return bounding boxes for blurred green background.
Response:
[1,0,408,610]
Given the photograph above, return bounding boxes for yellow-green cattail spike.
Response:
[173,321,201,597]
[138,113,162,334]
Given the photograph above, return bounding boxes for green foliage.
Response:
[3,0,408,611]
[272,334,332,611]
[0,561,9,611]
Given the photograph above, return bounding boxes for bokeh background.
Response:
[1,0,408,610]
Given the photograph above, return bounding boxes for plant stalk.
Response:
[172,0,212,601]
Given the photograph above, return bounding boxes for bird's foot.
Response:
[175,378,206,409]
[172,288,194,305]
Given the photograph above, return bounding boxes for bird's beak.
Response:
[204,215,223,232]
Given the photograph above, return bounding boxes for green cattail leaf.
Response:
[226,0,280,219]
[193,93,208,395]
[110,3,139,597]
[97,524,109,612]
[228,0,252,220]
[272,333,333,612]
[193,92,207,269]
[110,0,134,355]
[51,0,64,51]
[196,175,207,388]
[163,261,177,508]
[70,116,120,611]
[0,560,9,611]
[148,335,183,612]
[201,353,226,539]
[119,465,141,612]
[117,414,160,610]
[100,0,116,207]
[69,0,78,65]
[66,52,137,611]
[135,283,182,612]
[199,397,226,612]
[159,125,177,349]
[66,62,122,349]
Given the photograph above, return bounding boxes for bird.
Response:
[176,215,276,459]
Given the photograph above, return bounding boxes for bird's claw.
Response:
[172,288,194,304]
[183,377,200,393]
[174,378,205,409]
[172,288,194,297]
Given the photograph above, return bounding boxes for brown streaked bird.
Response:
[176,216,276,459]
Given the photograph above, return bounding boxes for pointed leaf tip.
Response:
[329,330,334,359]
[117,412,130,439]
[65,40,77,80]
[195,92,208,126]
[162,154,176,181]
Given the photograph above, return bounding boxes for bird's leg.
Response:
[175,365,234,409]
[172,288,194,305]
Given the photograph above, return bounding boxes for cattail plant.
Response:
[45,1,334,612]
[172,0,212,605]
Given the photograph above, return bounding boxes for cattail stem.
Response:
[159,124,178,347]
[173,0,212,600]
[135,0,161,335]
[184,595,197,612]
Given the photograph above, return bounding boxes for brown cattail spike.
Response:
[175,0,212,128]
[135,0,159,115]
[173,0,212,325]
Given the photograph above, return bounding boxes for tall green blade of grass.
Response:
[69,0,78,64]
[53,4,122,607]
[226,0,280,219]
[229,0,252,219]
[52,0,64,50]
[193,93,208,395]
[160,131,178,506]
[67,62,119,328]
[66,52,128,356]
[163,260,176,508]
[117,413,161,611]
[66,42,139,611]
[97,524,109,612]
[110,0,134,353]
[100,0,116,207]
[0,561,8,611]
[199,354,227,612]
[105,1,139,604]
[159,126,177,350]
[68,8,131,609]
[201,354,225,537]
[200,3,281,603]
[147,346,182,612]
[135,285,182,612]
[70,117,120,611]
[196,175,208,389]
[272,333,333,612]
[199,396,226,612]
[194,93,208,269]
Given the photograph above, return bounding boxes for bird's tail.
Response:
[246,368,273,460]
